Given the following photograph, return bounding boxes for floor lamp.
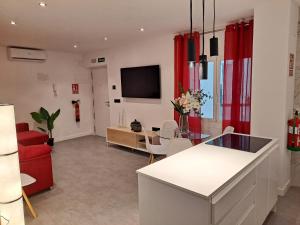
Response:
[0,104,25,225]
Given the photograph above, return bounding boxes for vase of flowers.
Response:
[171,88,210,136]
[179,114,189,135]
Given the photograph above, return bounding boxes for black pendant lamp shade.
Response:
[200,0,208,80]
[210,36,218,56]
[188,38,196,63]
[210,0,219,56]
[188,0,195,65]
[200,55,208,80]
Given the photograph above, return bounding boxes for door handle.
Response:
[105,101,110,107]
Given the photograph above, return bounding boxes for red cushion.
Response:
[16,123,29,133]
[17,131,49,146]
[18,144,52,161]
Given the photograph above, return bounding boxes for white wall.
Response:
[84,32,225,136]
[84,34,174,130]
[251,0,299,194]
[291,23,300,187]
[0,46,94,141]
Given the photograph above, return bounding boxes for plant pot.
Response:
[47,138,54,146]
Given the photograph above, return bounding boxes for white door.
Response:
[92,66,110,137]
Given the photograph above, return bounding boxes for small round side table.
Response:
[21,173,37,218]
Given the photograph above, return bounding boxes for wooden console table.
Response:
[106,127,159,152]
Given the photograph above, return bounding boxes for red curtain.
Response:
[222,21,253,134]
[174,32,201,136]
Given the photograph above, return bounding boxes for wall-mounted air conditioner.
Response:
[7,47,47,62]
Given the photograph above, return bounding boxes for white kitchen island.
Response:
[137,133,279,225]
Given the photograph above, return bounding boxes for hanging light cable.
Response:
[200,0,208,79]
[210,0,219,56]
[188,0,196,66]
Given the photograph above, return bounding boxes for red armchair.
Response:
[18,144,54,196]
[16,122,49,146]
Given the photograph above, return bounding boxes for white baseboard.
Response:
[55,130,95,142]
[277,179,290,196]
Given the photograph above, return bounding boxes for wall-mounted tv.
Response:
[120,65,161,99]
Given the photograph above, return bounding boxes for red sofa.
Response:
[16,123,53,196]
[18,144,54,196]
[16,123,49,146]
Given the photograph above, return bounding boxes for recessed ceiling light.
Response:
[104,37,108,41]
[139,27,145,32]
[10,20,16,25]
[73,44,78,48]
[39,2,47,7]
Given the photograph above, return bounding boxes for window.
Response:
[200,59,224,121]
[201,62,214,119]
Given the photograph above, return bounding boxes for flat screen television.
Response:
[120,65,161,99]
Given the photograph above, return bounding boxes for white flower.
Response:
[185,91,191,99]
[173,88,208,115]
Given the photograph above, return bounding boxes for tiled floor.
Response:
[25,135,300,225]
[263,187,300,225]
[25,136,146,225]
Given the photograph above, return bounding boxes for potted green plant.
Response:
[30,107,60,146]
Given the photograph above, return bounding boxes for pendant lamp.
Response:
[200,0,208,79]
[210,0,218,56]
[188,0,195,66]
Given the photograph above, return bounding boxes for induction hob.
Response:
[205,133,272,153]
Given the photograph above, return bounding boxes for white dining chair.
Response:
[144,121,178,164]
[223,126,235,134]
[160,120,179,140]
[166,138,193,157]
[144,129,169,164]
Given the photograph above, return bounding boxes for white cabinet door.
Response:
[255,155,269,225]
[213,170,256,225]
[267,145,279,212]
[255,145,279,225]
[217,188,256,225]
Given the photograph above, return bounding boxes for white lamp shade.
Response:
[0,105,18,155]
[0,198,25,225]
[0,104,24,225]
[0,154,22,202]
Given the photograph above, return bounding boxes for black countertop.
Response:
[205,133,272,153]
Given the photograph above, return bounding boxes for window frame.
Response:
[217,58,224,122]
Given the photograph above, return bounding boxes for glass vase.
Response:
[179,114,189,137]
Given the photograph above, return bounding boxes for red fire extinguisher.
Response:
[72,100,80,122]
[288,110,300,151]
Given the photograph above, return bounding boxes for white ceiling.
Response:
[0,0,259,53]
